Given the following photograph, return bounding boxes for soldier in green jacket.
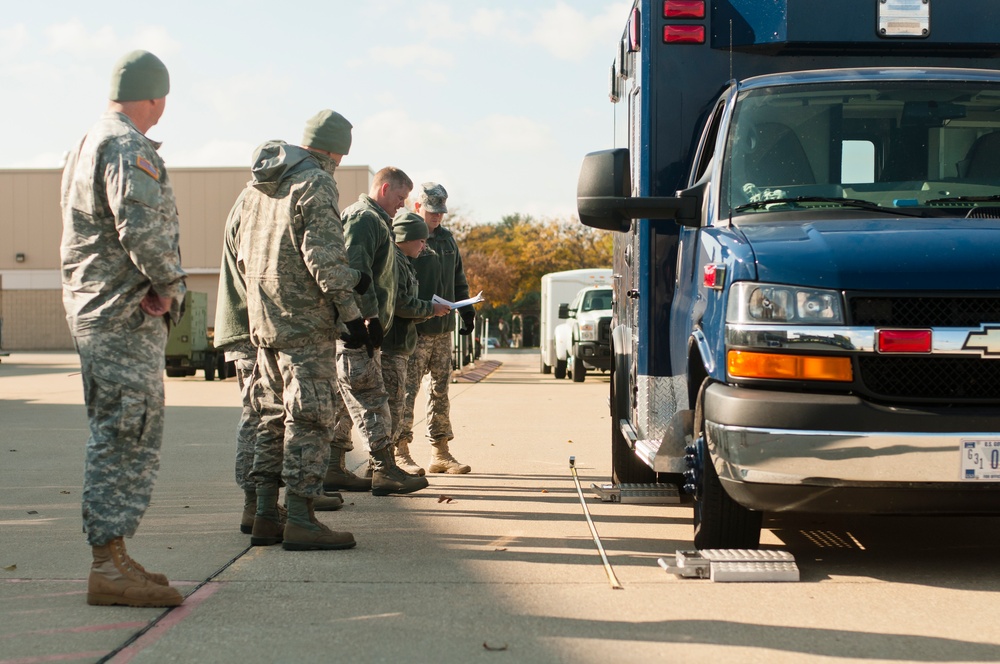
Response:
[384,212,451,474]
[61,50,186,607]
[399,183,475,474]
[326,169,429,496]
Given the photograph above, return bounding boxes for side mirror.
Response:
[577,148,701,231]
[558,303,570,319]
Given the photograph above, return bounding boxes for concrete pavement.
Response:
[3,349,1000,663]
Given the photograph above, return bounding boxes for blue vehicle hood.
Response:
[739,218,1000,291]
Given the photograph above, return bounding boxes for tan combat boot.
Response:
[312,491,344,511]
[323,445,372,492]
[428,440,471,474]
[87,538,183,607]
[394,440,426,476]
[282,495,356,551]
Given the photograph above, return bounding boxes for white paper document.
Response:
[432,291,485,309]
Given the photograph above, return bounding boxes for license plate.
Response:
[961,438,1000,481]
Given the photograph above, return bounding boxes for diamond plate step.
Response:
[590,482,681,504]
[658,549,800,582]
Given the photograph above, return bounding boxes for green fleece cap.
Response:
[393,211,429,242]
[302,110,353,155]
[109,50,169,102]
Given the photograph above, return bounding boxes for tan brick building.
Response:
[0,165,373,350]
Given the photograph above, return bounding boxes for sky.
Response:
[2,0,632,223]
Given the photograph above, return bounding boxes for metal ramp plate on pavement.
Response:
[658,549,800,582]
[590,482,681,504]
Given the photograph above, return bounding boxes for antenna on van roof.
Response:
[729,19,734,82]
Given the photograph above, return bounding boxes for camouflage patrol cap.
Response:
[109,50,170,102]
[393,211,429,242]
[302,110,353,155]
[418,182,448,214]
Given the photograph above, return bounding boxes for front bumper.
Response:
[703,383,1000,513]
[575,341,611,370]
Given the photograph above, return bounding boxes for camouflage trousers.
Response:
[223,341,257,493]
[331,346,392,454]
[74,310,168,547]
[380,352,409,445]
[250,341,337,498]
[398,332,454,446]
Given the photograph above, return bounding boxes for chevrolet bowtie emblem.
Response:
[963,325,1000,358]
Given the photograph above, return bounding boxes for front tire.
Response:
[554,358,567,379]
[571,352,586,382]
[692,386,762,549]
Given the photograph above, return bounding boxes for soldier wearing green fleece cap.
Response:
[61,49,186,608]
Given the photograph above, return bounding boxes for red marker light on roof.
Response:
[877,329,932,354]
[664,24,705,44]
[664,1,705,19]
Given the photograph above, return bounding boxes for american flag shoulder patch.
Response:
[136,156,160,180]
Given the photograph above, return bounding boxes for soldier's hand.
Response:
[459,309,476,336]
[140,290,171,316]
[432,303,451,317]
[341,317,374,358]
[353,272,372,295]
[368,318,384,349]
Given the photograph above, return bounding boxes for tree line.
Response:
[448,213,612,321]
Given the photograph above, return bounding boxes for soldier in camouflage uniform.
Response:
[384,212,451,474]
[61,50,186,607]
[399,183,475,474]
[238,110,371,551]
[324,168,429,496]
[215,189,343,537]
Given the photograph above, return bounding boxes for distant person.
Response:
[398,183,474,474]
[383,212,450,474]
[60,50,186,607]
[325,168,429,496]
[239,110,369,551]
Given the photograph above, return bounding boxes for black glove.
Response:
[368,318,384,348]
[353,272,372,295]
[459,309,476,336]
[341,317,374,358]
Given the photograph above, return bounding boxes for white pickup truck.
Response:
[553,285,613,382]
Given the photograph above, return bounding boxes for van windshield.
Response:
[581,289,612,312]
[722,80,1000,219]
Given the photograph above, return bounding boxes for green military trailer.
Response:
[165,292,226,380]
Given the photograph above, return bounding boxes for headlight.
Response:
[727,282,844,324]
[579,322,597,341]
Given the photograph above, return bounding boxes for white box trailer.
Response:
[539,268,611,374]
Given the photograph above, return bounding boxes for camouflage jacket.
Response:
[60,111,186,334]
[214,188,249,350]
[238,141,362,349]
[341,194,396,330]
[415,225,469,336]
[383,245,434,356]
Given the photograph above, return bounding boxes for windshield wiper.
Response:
[924,195,1000,205]
[734,196,926,217]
